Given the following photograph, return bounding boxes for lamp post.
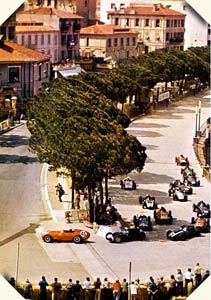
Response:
[198,100,201,132]
[195,105,198,137]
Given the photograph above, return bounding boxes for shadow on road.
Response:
[0,154,38,164]
[0,135,29,148]
[0,223,39,247]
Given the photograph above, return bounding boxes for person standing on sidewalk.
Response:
[55,183,65,202]
[51,277,62,300]
[194,263,203,287]
[39,276,49,300]
[66,278,74,300]
[23,279,33,299]
[93,277,101,300]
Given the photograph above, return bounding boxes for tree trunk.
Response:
[71,173,75,209]
[88,185,94,223]
[104,173,109,205]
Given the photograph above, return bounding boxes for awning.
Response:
[58,66,86,77]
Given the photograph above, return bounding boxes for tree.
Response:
[28,77,147,222]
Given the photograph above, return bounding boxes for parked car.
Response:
[133,215,153,231]
[175,154,189,166]
[193,201,210,218]
[120,176,136,190]
[154,207,173,225]
[41,228,90,243]
[105,228,146,243]
[166,225,201,241]
[139,195,158,209]
[191,215,210,233]
[172,187,188,202]
[168,180,193,195]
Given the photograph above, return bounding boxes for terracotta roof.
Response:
[109,5,186,17]
[19,7,83,19]
[80,24,136,35]
[0,41,51,63]
[16,25,58,32]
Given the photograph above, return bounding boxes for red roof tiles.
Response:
[80,24,134,34]
[0,41,51,63]
[16,25,58,32]
[19,7,83,19]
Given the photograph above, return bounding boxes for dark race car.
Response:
[183,174,200,187]
[172,187,188,202]
[133,215,153,231]
[120,176,136,190]
[154,207,173,225]
[139,195,158,209]
[166,225,201,241]
[175,154,189,166]
[181,166,195,176]
[168,180,193,196]
[105,228,146,243]
[191,215,210,233]
[193,201,210,218]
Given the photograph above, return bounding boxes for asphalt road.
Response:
[0,90,210,286]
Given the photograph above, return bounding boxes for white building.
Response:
[99,0,209,50]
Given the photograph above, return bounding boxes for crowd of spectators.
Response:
[8,262,210,300]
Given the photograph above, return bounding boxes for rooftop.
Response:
[0,41,51,63]
[16,25,58,32]
[19,7,83,19]
[80,24,136,35]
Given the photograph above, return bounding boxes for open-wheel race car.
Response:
[172,187,188,202]
[105,227,146,243]
[133,215,153,231]
[166,225,201,241]
[41,228,90,243]
[168,180,193,196]
[175,154,189,166]
[154,207,173,225]
[181,167,200,186]
[191,215,210,233]
[120,176,136,190]
[139,195,158,209]
[193,201,210,218]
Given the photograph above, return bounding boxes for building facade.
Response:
[16,7,83,62]
[80,24,139,64]
[107,3,186,53]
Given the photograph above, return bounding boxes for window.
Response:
[108,38,112,47]
[38,64,41,80]
[21,35,25,44]
[126,37,130,46]
[132,37,136,46]
[47,0,51,5]
[111,3,115,9]
[174,20,177,27]
[120,38,124,47]
[61,35,66,45]
[28,35,31,45]
[135,18,139,26]
[126,18,129,27]
[114,38,118,47]
[166,32,170,41]
[8,26,15,40]
[41,34,44,45]
[145,19,149,26]
[181,20,184,27]
[115,18,119,25]
[166,20,170,27]
[8,66,20,83]
[156,19,160,27]
[48,34,51,44]
[34,35,38,45]
[86,37,89,46]
[54,35,57,45]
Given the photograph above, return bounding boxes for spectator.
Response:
[55,183,65,202]
[202,270,210,282]
[112,279,121,300]
[184,268,194,296]
[93,277,101,300]
[66,278,74,300]
[39,276,49,300]
[84,277,91,300]
[175,269,184,296]
[23,279,32,299]
[168,275,176,299]
[101,277,111,300]
[130,281,138,300]
[194,263,203,287]
[73,280,82,300]
[51,277,62,300]
[121,278,128,300]
[147,277,158,300]
[8,277,16,288]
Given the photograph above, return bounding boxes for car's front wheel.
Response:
[43,234,53,243]
[73,235,82,244]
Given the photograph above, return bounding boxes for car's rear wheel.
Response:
[106,232,114,242]
[43,235,52,243]
[114,235,122,243]
[73,235,82,244]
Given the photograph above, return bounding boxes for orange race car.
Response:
[41,228,90,243]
